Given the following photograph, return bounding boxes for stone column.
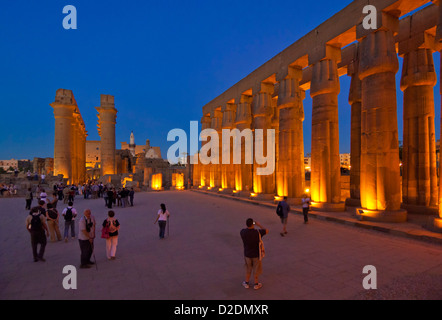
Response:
[50,89,76,183]
[96,95,117,176]
[310,48,342,207]
[71,116,79,184]
[435,0,442,229]
[200,114,211,187]
[252,82,275,198]
[400,47,437,208]
[348,46,362,205]
[210,109,223,189]
[79,124,87,183]
[276,66,305,201]
[221,102,237,191]
[357,13,406,221]
[234,94,253,193]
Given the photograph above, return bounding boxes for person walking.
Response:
[46,203,62,242]
[240,218,268,290]
[154,203,170,239]
[302,193,311,224]
[62,202,77,242]
[277,196,290,236]
[107,188,114,209]
[129,188,135,206]
[25,207,49,262]
[39,189,48,204]
[25,187,33,210]
[102,210,120,260]
[78,209,96,269]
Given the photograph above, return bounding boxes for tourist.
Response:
[68,185,76,203]
[62,201,77,242]
[39,189,48,204]
[103,186,109,207]
[25,207,49,262]
[78,209,96,269]
[36,200,47,217]
[46,203,62,242]
[277,196,290,236]
[117,188,122,207]
[240,218,268,290]
[27,170,32,181]
[63,186,70,204]
[154,203,170,239]
[107,188,114,209]
[121,188,129,208]
[302,193,311,224]
[40,173,46,184]
[102,210,120,260]
[25,188,33,210]
[129,188,135,206]
[51,192,58,209]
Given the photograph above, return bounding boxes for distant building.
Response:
[86,140,101,170]
[0,159,19,171]
[340,153,351,169]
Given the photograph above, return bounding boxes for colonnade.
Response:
[50,89,87,184]
[194,0,442,223]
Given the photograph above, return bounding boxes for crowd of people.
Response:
[25,194,170,270]
[0,184,18,197]
[24,181,312,291]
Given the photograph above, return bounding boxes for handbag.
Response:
[101,220,110,239]
[258,230,265,261]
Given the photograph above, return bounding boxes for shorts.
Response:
[244,257,262,276]
[280,216,288,224]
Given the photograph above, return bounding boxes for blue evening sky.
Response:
[0,0,439,160]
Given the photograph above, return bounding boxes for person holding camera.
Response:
[78,209,96,269]
[240,218,268,290]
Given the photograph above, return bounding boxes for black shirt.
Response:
[240,228,267,258]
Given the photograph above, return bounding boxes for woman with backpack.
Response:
[102,210,120,260]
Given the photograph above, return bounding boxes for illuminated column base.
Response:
[311,201,346,212]
[433,218,442,233]
[355,208,407,223]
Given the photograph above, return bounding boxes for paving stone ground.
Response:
[0,190,441,300]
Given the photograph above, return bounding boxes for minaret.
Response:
[129,131,136,157]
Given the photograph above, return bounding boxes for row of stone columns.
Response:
[50,89,87,185]
[195,10,442,222]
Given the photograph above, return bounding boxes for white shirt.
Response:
[302,197,311,208]
[40,192,48,202]
[157,210,170,221]
[62,207,78,219]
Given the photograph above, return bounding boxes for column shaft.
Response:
[310,59,341,204]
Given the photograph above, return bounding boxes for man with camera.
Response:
[78,209,96,269]
[240,218,268,290]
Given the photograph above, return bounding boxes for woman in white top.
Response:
[154,203,170,239]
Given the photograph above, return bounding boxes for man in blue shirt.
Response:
[277,197,290,236]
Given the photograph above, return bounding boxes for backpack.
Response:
[64,208,73,221]
[276,203,283,217]
[30,213,42,231]
[47,209,58,220]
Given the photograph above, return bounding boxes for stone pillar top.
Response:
[53,88,77,106]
